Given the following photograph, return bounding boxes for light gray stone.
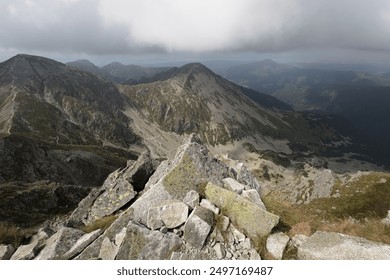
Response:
[240,238,253,250]
[226,251,233,259]
[291,234,308,248]
[146,207,164,230]
[184,206,214,249]
[266,232,290,260]
[99,237,118,260]
[35,227,85,260]
[200,199,219,215]
[219,215,230,232]
[115,227,128,246]
[249,249,261,260]
[63,229,102,259]
[10,229,51,260]
[183,190,200,210]
[298,231,390,260]
[223,178,246,194]
[147,200,189,230]
[213,243,226,259]
[97,227,128,260]
[241,189,266,210]
[0,244,15,260]
[11,239,40,260]
[116,222,182,260]
[231,226,246,244]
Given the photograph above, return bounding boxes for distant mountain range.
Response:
[223,59,390,154]
[67,59,171,84]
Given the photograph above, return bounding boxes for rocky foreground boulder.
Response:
[298,231,390,260]
[4,134,390,260]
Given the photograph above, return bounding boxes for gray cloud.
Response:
[1,0,390,62]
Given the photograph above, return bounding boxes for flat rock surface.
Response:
[298,231,390,260]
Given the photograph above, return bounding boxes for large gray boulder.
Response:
[116,222,182,259]
[35,227,85,260]
[0,244,15,260]
[63,229,102,259]
[146,200,189,230]
[298,231,390,260]
[184,206,214,249]
[205,182,279,240]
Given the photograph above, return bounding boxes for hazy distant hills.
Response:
[223,59,390,148]
[67,59,171,84]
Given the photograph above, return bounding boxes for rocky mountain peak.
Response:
[0,54,66,84]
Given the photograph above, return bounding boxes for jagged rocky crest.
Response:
[3,134,389,260]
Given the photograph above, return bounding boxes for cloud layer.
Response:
[1,0,390,57]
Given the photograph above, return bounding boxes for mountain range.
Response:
[0,54,389,260]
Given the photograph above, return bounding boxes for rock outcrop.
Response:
[298,231,390,260]
[17,134,276,260]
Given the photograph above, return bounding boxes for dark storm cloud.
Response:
[1,0,390,60]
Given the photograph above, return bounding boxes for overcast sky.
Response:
[1,0,390,65]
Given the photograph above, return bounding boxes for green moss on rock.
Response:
[205,182,279,240]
